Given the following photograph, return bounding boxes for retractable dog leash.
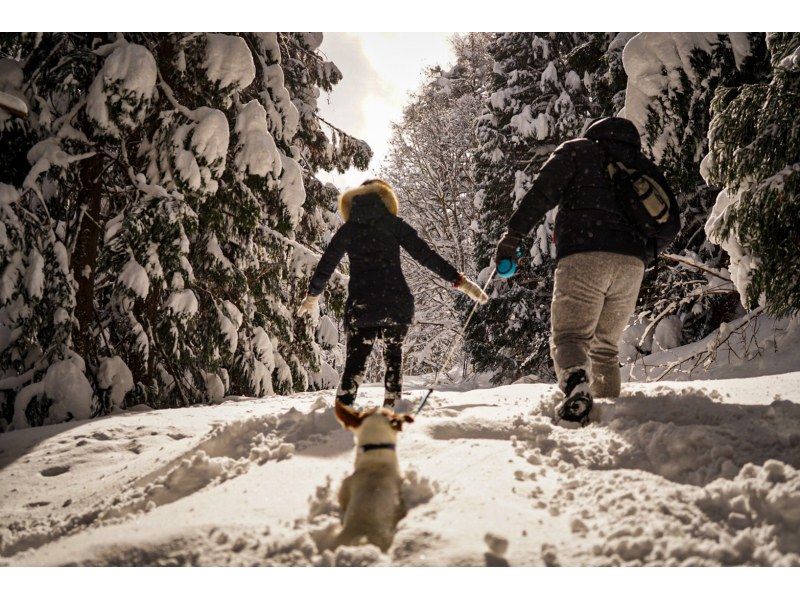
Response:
[496,247,524,279]
[415,268,497,416]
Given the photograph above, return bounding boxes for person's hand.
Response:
[297,294,319,316]
[494,229,522,265]
[455,274,489,304]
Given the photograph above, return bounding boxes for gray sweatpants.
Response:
[550,251,644,398]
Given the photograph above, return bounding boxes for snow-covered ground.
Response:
[2,370,800,566]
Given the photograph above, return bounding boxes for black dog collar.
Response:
[359,443,396,453]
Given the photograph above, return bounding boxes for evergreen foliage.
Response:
[0,33,369,428]
[705,33,800,316]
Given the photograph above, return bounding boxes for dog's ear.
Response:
[389,412,413,431]
[335,401,365,429]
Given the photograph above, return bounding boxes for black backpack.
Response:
[598,143,681,255]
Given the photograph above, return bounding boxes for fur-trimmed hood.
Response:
[338,180,399,222]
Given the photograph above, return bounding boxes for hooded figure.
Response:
[299,179,487,407]
[494,117,680,424]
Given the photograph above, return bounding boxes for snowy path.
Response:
[2,374,800,566]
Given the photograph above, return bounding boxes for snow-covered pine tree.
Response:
[380,33,492,376]
[703,33,800,317]
[468,33,620,382]
[0,33,369,429]
[619,33,770,358]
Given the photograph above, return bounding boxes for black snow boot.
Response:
[556,369,594,425]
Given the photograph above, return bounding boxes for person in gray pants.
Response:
[494,117,679,424]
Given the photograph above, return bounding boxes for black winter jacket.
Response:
[308,192,461,329]
[507,117,679,263]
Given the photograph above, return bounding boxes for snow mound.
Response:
[97,356,134,408]
[3,378,799,565]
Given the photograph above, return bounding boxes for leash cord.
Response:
[415,268,496,416]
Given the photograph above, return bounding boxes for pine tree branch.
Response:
[661,253,732,282]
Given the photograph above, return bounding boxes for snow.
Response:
[171,107,229,193]
[540,61,558,90]
[165,289,199,317]
[652,314,683,353]
[621,33,750,159]
[278,154,306,227]
[204,34,256,91]
[119,257,150,299]
[625,313,800,383]
[86,42,157,133]
[729,33,753,69]
[217,300,243,354]
[2,368,799,565]
[97,356,134,408]
[190,107,230,174]
[317,315,339,349]
[23,138,96,194]
[24,249,44,299]
[0,90,27,118]
[0,59,28,119]
[234,99,282,178]
[40,356,93,426]
[704,187,757,305]
[779,45,800,70]
[564,70,582,92]
[509,106,549,141]
[205,232,234,271]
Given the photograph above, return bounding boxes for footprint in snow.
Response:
[40,465,70,477]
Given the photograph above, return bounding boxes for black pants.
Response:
[336,325,409,406]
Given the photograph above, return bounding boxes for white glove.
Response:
[455,274,489,304]
[297,294,320,316]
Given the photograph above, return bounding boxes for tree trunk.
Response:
[71,153,104,358]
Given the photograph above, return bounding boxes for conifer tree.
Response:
[0,33,369,428]
[704,33,800,317]
[620,33,770,356]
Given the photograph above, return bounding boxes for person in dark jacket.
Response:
[299,179,488,408]
[494,117,679,424]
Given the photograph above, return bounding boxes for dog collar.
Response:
[359,443,396,453]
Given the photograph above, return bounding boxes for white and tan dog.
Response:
[334,401,414,552]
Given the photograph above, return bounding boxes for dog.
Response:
[333,401,414,552]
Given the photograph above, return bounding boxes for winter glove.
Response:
[297,294,319,317]
[455,274,489,305]
[494,229,523,265]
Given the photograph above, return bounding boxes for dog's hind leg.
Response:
[338,476,352,522]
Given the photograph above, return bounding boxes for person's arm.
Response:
[496,144,576,264]
[507,144,576,235]
[308,224,350,296]
[298,225,350,317]
[396,219,461,284]
[396,219,488,304]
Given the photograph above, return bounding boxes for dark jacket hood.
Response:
[584,117,641,149]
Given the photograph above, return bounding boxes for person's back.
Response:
[339,191,416,328]
[495,117,680,424]
[299,179,488,408]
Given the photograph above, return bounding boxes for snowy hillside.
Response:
[2,372,799,566]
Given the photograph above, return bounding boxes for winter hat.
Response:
[583,116,641,148]
[338,179,399,222]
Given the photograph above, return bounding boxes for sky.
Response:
[317,33,456,190]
